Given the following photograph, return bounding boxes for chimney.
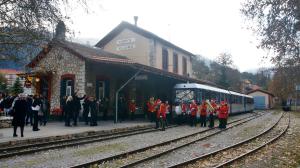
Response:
[134,16,138,26]
[54,20,66,40]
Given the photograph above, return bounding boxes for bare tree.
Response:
[216,52,233,67]
[215,53,234,89]
[241,0,300,67]
[0,0,88,62]
[268,66,300,99]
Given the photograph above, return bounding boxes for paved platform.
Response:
[0,120,154,145]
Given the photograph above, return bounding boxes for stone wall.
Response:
[32,47,86,110]
[0,117,12,128]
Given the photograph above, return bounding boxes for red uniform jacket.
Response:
[147,101,156,113]
[181,103,188,114]
[129,102,136,113]
[157,103,167,119]
[190,103,198,116]
[200,104,207,116]
[219,104,229,119]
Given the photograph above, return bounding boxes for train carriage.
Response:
[173,83,254,117]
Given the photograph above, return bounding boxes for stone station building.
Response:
[24,21,213,121]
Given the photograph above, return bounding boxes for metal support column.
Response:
[115,70,141,123]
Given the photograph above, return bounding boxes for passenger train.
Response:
[173,83,254,115]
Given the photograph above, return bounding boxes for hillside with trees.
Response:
[192,54,271,93]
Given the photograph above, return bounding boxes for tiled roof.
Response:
[90,55,135,64]
[27,40,215,86]
[27,40,132,68]
[60,41,128,60]
[95,21,194,57]
[247,89,274,97]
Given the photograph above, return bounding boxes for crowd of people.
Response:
[146,97,229,130]
[0,93,50,137]
[61,92,112,127]
[0,90,229,137]
[176,99,229,129]
[146,97,170,131]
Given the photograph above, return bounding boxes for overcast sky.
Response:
[65,0,273,72]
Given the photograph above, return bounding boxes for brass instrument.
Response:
[205,100,215,112]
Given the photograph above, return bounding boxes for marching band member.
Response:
[200,100,207,127]
[165,101,171,126]
[219,100,229,129]
[209,99,218,128]
[156,99,166,131]
[147,97,156,122]
[189,100,198,127]
[129,99,136,120]
[181,101,188,124]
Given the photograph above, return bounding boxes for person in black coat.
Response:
[118,96,127,122]
[89,97,98,126]
[72,92,85,126]
[82,97,90,125]
[40,96,50,126]
[32,95,42,131]
[12,94,28,137]
[65,96,73,126]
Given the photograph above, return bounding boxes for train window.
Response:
[175,89,194,103]
[220,93,224,101]
[225,94,230,103]
[215,93,220,102]
[205,90,211,100]
[197,90,203,103]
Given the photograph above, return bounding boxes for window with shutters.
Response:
[162,48,168,71]
[173,53,178,73]
[182,57,187,75]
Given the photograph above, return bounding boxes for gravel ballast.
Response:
[0,112,263,168]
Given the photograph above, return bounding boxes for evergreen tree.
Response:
[10,77,23,95]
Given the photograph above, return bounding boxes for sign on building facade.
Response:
[116,38,136,51]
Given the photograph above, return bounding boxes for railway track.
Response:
[168,112,289,168]
[0,124,178,159]
[71,111,266,168]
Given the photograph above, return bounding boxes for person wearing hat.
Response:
[189,100,198,127]
[156,100,167,131]
[129,99,136,120]
[200,100,207,127]
[218,100,229,129]
[209,99,218,128]
[181,100,188,124]
[147,97,156,122]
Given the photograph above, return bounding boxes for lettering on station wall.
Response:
[116,38,136,51]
